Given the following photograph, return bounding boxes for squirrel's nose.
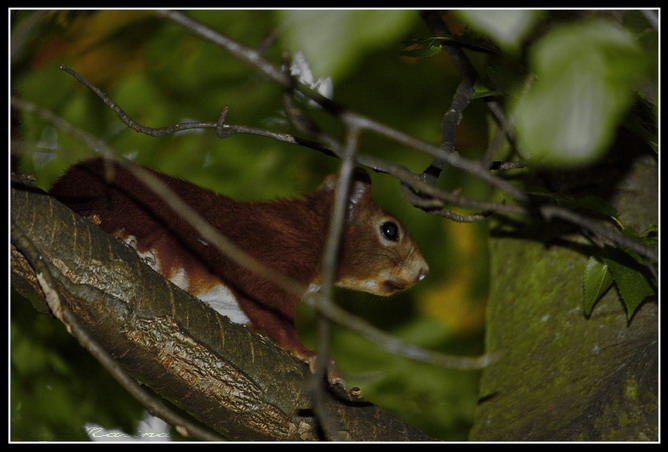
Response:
[416,265,429,283]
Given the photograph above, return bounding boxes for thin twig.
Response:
[310,123,362,441]
[423,76,474,183]
[404,71,485,222]
[419,10,516,148]
[355,153,525,216]
[154,11,526,203]
[51,64,527,216]
[540,205,657,263]
[342,111,528,202]
[401,186,491,222]
[306,295,497,370]
[489,160,526,171]
[60,65,208,137]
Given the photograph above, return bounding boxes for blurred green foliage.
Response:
[454,10,544,54]
[10,290,146,440]
[278,10,417,81]
[10,9,657,441]
[456,10,656,167]
[513,19,650,166]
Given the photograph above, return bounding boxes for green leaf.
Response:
[278,10,417,81]
[471,82,499,100]
[400,40,443,58]
[513,19,649,167]
[557,194,624,229]
[622,224,658,246]
[641,224,658,238]
[454,10,542,54]
[582,257,614,316]
[603,248,655,319]
[420,32,501,54]
[569,195,619,219]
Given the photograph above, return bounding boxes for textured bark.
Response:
[470,143,658,441]
[10,179,432,441]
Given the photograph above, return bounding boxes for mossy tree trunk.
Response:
[470,137,658,441]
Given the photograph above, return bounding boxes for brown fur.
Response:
[49,158,428,363]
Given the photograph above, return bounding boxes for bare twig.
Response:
[419,10,516,147]
[423,75,474,183]
[540,205,657,263]
[400,187,492,223]
[309,123,363,441]
[356,153,525,216]
[404,72,491,223]
[489,160,526,171]
[305,295,497,370]
[342,111,528,202]
[51,65,525,217]
[154,10,525,203]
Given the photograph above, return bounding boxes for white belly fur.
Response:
[197,283,251,324]
[122,234,250,325]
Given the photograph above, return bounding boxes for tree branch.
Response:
[307,123,362,441]
[44,66,522,217]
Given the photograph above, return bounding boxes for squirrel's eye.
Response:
[380,221,400,242]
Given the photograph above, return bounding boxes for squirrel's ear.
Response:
[348,169,372,208]
[318,174,338,193]
[318,169,371,200]
[318,168,372,216]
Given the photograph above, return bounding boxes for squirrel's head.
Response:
[317,169,429,296]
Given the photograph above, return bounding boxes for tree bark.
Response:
[470,139,658,441]
[10,178,432,441]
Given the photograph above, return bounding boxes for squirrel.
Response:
[49,158,429,384]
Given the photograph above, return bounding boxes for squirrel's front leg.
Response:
[240,298,344,386]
